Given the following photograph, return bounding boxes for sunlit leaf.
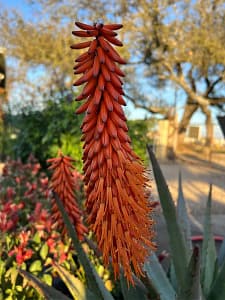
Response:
[19,269,71,300]
[53,263,97,300]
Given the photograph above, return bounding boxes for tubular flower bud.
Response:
[47,151,87,240]
[72,21,156,283]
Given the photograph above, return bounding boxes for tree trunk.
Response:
[177,100,199,148]
[200,105,213,146]
[200,105,213,160]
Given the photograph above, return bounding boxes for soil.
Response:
[151,148,225,253]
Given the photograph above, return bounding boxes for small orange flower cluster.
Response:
[71,22,156,283]
[47,151,87,240]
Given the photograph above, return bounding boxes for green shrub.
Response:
[4,97,83,170]
[127,119,155,163]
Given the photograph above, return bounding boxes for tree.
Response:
[0,1,126,99]
[123,0,225,147]
[0,0,225,148]
[0,1,130,103]
[0,47,7,114]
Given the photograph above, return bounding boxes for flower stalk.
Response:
[72,21,156,283]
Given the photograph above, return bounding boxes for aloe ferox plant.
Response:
[16,21,225,300]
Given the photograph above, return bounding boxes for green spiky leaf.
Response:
[207,260,225,300]
[201,184,217,296]
[185,247,204,300]
[147,146,188,296]
[53,192,114,300]
[144,253,176,300]
[177,171,192,254]
[168,263,178,292]
[218,237,225,266]
[120,272,148,300]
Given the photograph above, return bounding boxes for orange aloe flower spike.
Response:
[72,22,156,284]
[47,150,87,240]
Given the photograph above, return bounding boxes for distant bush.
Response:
[3,97,83,170]
[3,98,156,169]
[128,119,155,163]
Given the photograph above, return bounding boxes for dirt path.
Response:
[151,152,225,245]
[155,157,225,214]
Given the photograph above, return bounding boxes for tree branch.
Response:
[208,97,225,105]
[205,77,210,89]
[205,76,223,97]
[175,62,183,78]
[124,93,168,114]
[169,73,209,106]
[162,61,173,74]
[188,68,196,92]
[168,68,224,106]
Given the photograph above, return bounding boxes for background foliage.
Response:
[0,0,225,147]
[2,96,155,168]
[3,96,83,169]
[127,119,155,163]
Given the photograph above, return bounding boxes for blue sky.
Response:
[1,0,33,16]
[1,0,224,139]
